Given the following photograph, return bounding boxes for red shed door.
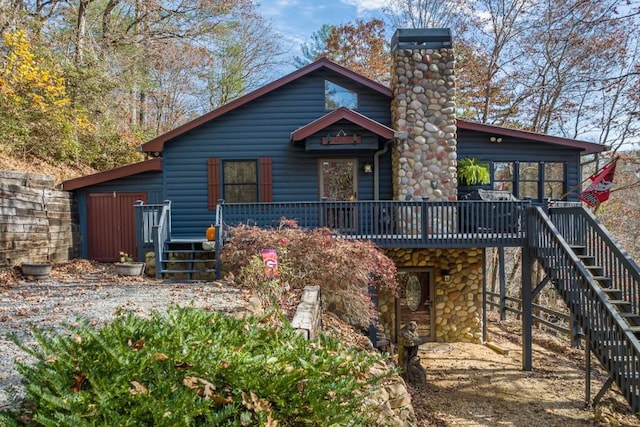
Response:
[87,193,147,262]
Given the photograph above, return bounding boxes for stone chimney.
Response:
[390,29,457,203]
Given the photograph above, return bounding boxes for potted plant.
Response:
[114,252,145,276]
[457,158,490,187]
[21,262,52,280]
[457,158,491,232]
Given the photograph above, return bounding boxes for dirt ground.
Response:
[410,312,640,426]
[2,261,640,426]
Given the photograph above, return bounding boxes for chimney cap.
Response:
[391,28,452,51]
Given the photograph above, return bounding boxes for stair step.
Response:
[592,276,612,285]
[164,249,215,254]
[160,269,216,274]
[578,255,596,265]
[570,245,587,255]
[162,259,215,263]
[621,314,640,327]
[607,300,630,307]
[585,265,604,275]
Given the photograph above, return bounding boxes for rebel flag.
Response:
[579,157,619,207]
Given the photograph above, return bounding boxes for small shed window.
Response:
[325,80,357,110]
[223,160,258,203]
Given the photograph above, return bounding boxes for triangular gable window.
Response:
[325,80,357,110]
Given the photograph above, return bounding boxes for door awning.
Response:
[290,107,394,142]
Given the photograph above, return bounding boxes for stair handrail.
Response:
[152,200,172,279]
[549,205,640,314]
[528,206,640,408]
[214,199,224,280]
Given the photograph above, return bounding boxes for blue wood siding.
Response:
[457,129,582,200]
[163,68,393,236]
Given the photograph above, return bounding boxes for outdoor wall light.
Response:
[441,269,451,282]
[490,136,503,143]
[363,163,373,174]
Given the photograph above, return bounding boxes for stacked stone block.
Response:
[0,170,80,266]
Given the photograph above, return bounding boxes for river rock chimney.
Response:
[390,29,457,203]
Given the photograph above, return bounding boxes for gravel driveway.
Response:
[0,261,252,411]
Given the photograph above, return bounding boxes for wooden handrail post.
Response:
[421,201,428,244]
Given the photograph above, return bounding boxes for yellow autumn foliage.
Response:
[0,29,93,161]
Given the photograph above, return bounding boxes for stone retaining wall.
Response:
[291,286,417,426]
[0,170,80,267]
[381,248,483,343]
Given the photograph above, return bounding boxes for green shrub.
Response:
[4,307,392,426]
[221,221,398,329]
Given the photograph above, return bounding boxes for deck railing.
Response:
[218,199,531,248]
[134,200,171,277]
[549,205,640,314]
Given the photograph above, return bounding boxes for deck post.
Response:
[134,200,145,262]
[499,246,507,320]
[421,201,428,244]
[215,199,224,280]
[482,248,488,343]
[522,228,533,371]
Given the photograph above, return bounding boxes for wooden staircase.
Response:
[529,205,640,412]
[158,239,217,281]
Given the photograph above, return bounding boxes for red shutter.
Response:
[208,158,221,210]
[259,157,273,202]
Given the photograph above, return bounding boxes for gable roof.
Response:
[61,158,162,191]
[457,119,606,154]
[140,58,393,153]
[291,107,395,141]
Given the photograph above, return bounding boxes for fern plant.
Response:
[457,158,490,186]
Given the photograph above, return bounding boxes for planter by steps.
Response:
[114,262,145,276]
[21,263,52,280]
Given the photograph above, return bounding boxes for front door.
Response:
[319,159,358,230]
[396,270,435,342]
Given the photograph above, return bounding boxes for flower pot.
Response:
[21,263,52,280]
[114,262,145,276]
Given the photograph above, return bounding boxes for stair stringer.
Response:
[527,207,640,412]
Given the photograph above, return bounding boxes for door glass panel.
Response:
[320,159,356,201]
[397,271,432,341]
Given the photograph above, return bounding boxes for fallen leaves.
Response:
[71,373,87,392]
[182,376,232,403]
[129,380,148,396]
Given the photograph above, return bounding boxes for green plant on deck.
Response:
[2,307,393,426]
[457,157,490,186]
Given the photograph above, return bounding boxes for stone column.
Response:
[390,29,457,203]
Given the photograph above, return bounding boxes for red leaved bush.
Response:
[221,220,398,328]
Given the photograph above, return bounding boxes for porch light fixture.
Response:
[441,269,451,282]
[363,163,373,174]
[490,136,503,143]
